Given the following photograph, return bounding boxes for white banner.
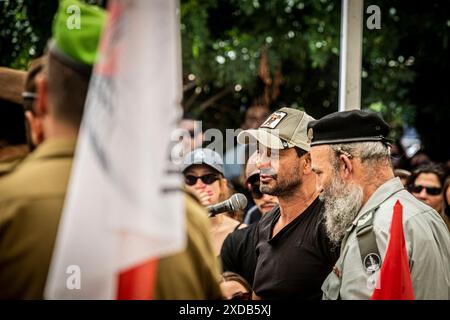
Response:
[45,0,185,299]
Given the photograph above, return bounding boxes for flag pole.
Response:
[338,0,364,111]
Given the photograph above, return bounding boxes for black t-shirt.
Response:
[220,223,258,286]
[253,197,339,300]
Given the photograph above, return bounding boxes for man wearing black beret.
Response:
[308,110,450,300]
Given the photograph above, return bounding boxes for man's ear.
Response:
[35,75,48,116]
[303,152,312,174]
[339,154,353,179]
[25,110,44,146]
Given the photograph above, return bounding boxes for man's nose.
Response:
[256,153,271,169]
[417,188,428,199]
[194,179,206,189]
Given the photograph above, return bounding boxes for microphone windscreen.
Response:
[230,193,248,211]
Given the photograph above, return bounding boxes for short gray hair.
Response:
[329,141,391,170]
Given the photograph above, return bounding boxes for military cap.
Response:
[237,107,315,151]
[49,0,106,75]
[182,148,224,175]
[307,110,391,146]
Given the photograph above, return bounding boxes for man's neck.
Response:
[360,166,395,207]
[43,118,78,141]
[277,178,319,226]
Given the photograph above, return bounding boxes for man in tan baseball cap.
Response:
[236,107,338,300]
[0,67,28,175]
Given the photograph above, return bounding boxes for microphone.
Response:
[207,193,248,218]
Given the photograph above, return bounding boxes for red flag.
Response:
[371,200,414,300]
[117,259,158,300]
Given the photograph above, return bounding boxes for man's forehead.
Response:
[310,145,331,165]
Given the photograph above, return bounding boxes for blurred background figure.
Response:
[409,150,432,170]
[22,56,45,152]
[178,111,204,157]
[223,104,270,189]
[407,163,449,231]
[390,139,410,170]
[219,271,251,300]
[394,168,411,187]
[0,0,106,298]
[183,148,246,256]
[443,177,450,228]
[0,67,28,176]
[243,151,278,225]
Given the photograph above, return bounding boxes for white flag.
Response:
[45,0,185,299]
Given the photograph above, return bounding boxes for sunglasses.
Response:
[248,175,263,199]
[184,174,220,186]
[409,185,442,196]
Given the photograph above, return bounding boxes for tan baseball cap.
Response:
[237,107,315,151]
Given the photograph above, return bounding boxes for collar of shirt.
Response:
[351,177,404,227]
[23,138,76,164]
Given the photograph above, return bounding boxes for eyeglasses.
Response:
[409,185,442,196]
[230,291,251,300]
[22,91,38,112]
[184,174,220,186]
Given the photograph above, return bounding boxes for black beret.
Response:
[307,110,391,146]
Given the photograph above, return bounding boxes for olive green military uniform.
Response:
[0,156,23,177]
[154,193,223,300]
[322,178,450,300]
[0,138,75,299]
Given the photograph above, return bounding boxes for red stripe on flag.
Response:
[371,200,414,300]
[117,258,158,300]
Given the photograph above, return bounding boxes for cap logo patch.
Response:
[260,111,287,129]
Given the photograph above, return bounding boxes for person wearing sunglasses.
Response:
[183,148,246,256]
[407,163,449,231]
[243,152,279,225]
[443,177,450,231]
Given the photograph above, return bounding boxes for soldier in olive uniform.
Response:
[0,0,106,299]
[0,0,222,300]
[0,67,28,176]
[308,110,450,299]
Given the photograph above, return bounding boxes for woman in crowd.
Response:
[183,148,246,256]
[407,163,449,231]
[442,176,450,231]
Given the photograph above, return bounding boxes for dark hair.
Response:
[23,57,45,113]
[443,176,450,216]
[294,146,307,158]
[407,163,447,191]
[220,271,251,293]
[46,53,90,129]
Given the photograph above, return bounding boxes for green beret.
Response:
[50,0,106,73]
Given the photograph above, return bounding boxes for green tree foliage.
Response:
[1,0,449,161]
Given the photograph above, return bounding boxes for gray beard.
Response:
[320,174,364,245]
